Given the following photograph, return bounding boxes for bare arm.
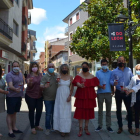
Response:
[8,82,20,93]
[0,88,9,95]
[67,76,74,102]
[27,78,33,87]
[70,76,74,96]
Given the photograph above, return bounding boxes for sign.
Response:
[0,50,8,59]
[108,23,126,51]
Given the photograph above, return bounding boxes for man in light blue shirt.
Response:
[95,59,113,133]
[110,56,134,134]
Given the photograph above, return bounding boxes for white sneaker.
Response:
[45,129,50,135]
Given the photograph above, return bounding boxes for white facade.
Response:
[9,1,22,53]
[0,0,23,73]
[69,10,80,26]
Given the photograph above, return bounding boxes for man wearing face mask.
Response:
[40,63,58,135]
[110,56,134,134]
[95,59,114,133]
[6,61,24,138]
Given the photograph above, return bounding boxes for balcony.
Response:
[65,27,68,36]
[28,11,31,25]
[0,0,14,9]
[0,18,13,45]
[30,42,37,53]
[56,62,61,68]
[28,29,37,41]
[22,42,27,52]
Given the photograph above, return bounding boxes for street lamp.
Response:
[116,0,140,72]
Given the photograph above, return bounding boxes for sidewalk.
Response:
[0,89,139,140]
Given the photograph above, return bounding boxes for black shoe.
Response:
[8,133,16,138]
[95,126,102,132]
[107,127,114,133]
[128,128,134,135]
[13,130,23,133]
[117,128,123,134]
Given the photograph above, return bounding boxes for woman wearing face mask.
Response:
[124,64,140,136]
[72,62,99,137]
[0,65,9,137]
[53,64,74,137]
[25,62,43,134]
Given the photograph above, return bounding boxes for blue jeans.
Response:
[44,100,55,130]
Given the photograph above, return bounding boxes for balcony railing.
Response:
[22,42,27,52]
[30,46,37,53]
[22,15,27,26]
[0,18,13,41]
[65,27,68,36]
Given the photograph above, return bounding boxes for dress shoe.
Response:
[117,128,123,134]
[128,128,134,135]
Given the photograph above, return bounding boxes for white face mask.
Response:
[13,67,20,73]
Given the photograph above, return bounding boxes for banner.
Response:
[108,23,126,51]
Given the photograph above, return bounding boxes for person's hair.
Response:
[135,64,140,70]
[101,59,108,64]
[0,65,2,79]
[117,56,126,62]
[29,62,39,75]
[59,64,69,75]
[12,61,20,67]
[81,62,89,67]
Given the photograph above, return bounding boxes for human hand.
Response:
[114,81,118,86]
[15,87,21,93]
[67,96,71,102]
[80,83,85,88]
[3,91,9,94]
[29,77,33,83]
[44,83,50,88]
[101,86,105,90]
[125,89,134,95]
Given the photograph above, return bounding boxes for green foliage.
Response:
[70,0,140,65]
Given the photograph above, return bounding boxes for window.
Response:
[70,18,72,25]
[69,48,73,56]
[15,0,19,5]
[13,20,18,36]
[69,32,73,41]
[76,12,79,21]
[64,56,68,61]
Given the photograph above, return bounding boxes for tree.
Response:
[70,0,140,65]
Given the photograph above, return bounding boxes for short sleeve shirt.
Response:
[41,72,58,101]
[6,71,23,97]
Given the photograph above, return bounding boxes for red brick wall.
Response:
[51,45,64,57]
[39,52,45,71]
[22,5,28,60]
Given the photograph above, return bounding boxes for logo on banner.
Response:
[108,23,126,51]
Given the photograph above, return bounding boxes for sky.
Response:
[28,0,81,60]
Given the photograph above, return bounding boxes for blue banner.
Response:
[108,23,126,51]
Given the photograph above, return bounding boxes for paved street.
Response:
[0,88,139,140]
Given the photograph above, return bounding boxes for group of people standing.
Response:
[0,56,140,138]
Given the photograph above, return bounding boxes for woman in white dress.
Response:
[53,64,74,137]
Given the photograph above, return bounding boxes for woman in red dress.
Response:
[72,62,99,137]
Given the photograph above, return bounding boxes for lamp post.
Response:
[128,0,133,72]
[116,0,133,71]
[116,0,140,72]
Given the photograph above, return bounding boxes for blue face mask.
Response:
[136,71,140,75]
[48,68,54,73]
[102,65,108,70]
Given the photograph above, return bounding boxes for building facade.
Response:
[63,1,90,76]
[0,0,35,74]
[39,52,45,72]
[45,40,49,68]
[46,38,68,65]
[51,50,68,71]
